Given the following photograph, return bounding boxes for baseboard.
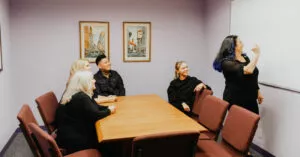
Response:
[0,126,47,156]
[251,143,276,157]
[0,126,276,157]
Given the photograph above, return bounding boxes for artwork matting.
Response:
[79,21,110,62]
[123,22,151,62]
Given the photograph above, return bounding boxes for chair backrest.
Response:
[132,131,200,157]
[221,105,260,154]
[28,123,63,157]
[198,95,229,135]
[17,104,41,157]
[35,91,59,134]
[192,89,213,116]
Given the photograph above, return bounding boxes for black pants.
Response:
[229,100,259,114]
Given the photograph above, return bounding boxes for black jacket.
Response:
[167,76,211,114]
[93,70,125,97]
[55,92,110,153]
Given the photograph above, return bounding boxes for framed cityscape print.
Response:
[79,21,110,62]
[123,22,151,62]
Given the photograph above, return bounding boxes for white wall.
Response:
[0,0,15,150]
[9,0,206,125]
[257,86,300,157]
[204,0,300,156]
[231,0,300,92]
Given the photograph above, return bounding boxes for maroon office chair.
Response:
[198,95,229,140]
[35,91,59,134]
[192,89,213,119]
[28,123,102,157]
[196,105,260,157]
[17,104,42,157]
[132,131,200,157]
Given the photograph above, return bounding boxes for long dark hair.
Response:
[213,35,238,72]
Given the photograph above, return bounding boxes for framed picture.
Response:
[0,26,3,71]
[123,22,151,62]
[79,21,110,62]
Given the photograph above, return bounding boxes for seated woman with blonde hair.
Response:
[62,59,116,104]
[55,71,116,154]
[67,59,91,85]
[167,61,211,116]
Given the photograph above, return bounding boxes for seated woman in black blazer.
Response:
[55,71,116,154]
[167,61,211,116]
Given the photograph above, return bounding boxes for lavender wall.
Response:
[0,0,14,150]
[202,0,231,98]
[9,0,207,126]
[3,0,297,155]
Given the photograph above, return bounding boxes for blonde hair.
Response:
[61,71,94,105]
[174,61,186,79]
[70,59,89,76]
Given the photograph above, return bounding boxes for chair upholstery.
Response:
[35,91,59,134]
[196,105,260,157]
[28,123,102,157]
[198,131,215,141]
[196,140,232,157]
[221,105,260,156]
[198,95,229,140]
[192,89,213,118]
[132,131,200,157]
[17,104,41,157]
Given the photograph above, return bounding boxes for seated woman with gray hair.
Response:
[55,71,116,154]
[61,59,115,104]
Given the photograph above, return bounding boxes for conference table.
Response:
[95,94,206,143]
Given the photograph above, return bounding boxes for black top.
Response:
[167,76,211,114]
[222,54,259,105]
[93,70,125,98]
[55,92,111,153]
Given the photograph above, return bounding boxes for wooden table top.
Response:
[95,94,206,142]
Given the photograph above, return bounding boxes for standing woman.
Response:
[55,71,116,154]
[213,35,264,114]
[167,61,211,116]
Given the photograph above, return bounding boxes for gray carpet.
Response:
[1,132,265,157]
[2,133,34,157]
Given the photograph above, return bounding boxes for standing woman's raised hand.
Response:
[251,44,261,56]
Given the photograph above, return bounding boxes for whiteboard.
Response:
[230,0,300,92]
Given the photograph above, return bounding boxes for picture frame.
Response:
[0,26,3,71]
[79,21,110,62]
[123,22,151,62]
